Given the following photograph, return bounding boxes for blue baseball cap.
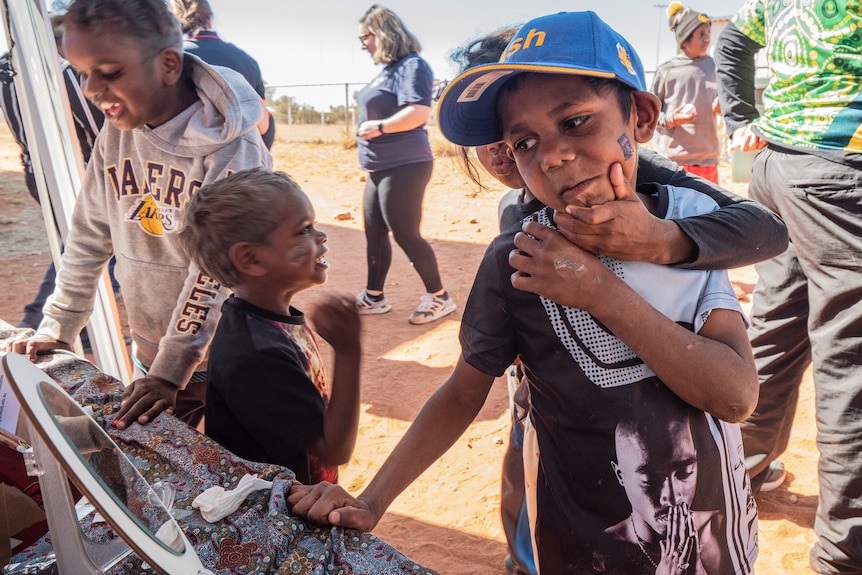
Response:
[437,11,646,147]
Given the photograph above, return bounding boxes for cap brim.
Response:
[437,65,517,147]
[437,62,618,147]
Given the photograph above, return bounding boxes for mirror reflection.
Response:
[38,381,185,554]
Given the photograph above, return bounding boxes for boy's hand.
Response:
[308,293,361,354]
[288,481,377,531]
[111,375,177,429]
[670,103,697,125]
[510,221,613,309]
[555,163,678,263]
[1,334,71,360]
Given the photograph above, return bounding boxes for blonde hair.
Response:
[178,168,306,288]
[359,4,421,65]
[168,0,213,35]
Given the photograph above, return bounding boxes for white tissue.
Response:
[192,474,273,523]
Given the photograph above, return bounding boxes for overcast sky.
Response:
[3,0,747,109]
[210,0,746,107]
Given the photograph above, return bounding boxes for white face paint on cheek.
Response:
[287,244,312,265]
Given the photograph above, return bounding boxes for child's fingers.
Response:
[517,220,555,243]
[288,482,369,528]
[328,505,375,531]
[609,163,637,201]
[563,163,636,224]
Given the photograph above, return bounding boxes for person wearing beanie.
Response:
[652,2,721,183]
[669,2,711,49]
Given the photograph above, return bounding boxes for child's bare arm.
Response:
[290,356,494,529]
[307,293,362,466]
[510,223,758,422]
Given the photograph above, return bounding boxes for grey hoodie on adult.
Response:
[38,54,272,388]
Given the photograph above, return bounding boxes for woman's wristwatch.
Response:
[378,122,385,134]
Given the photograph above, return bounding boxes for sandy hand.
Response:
[509,220,613,310]
[111,375,177,429]
[288,481,377,531]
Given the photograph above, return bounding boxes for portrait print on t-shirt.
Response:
[511,202,757,574]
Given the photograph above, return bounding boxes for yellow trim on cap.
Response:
[439,62,618,105]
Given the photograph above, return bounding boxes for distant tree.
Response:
[271,95,321,125]
[269,95,291,124]
[328,104,358,126]
[269,94,358,125]
[294,106,322,124]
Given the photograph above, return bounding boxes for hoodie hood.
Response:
[140,54,263,157]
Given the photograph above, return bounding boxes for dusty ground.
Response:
[0,122,817,574]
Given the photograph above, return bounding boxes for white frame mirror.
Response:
[2,353,211,575]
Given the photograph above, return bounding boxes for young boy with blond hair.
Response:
[288,11,759,574]
[178,168,361,484]
[3,0,271,429]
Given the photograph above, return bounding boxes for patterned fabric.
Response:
[733,0,862,153]
[1,325,437,575]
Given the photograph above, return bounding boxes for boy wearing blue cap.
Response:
[288,11,759,574]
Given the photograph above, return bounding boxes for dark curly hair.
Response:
[450,26,519,190]
[62,0,183,56]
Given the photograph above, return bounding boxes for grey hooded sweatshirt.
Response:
[651,54,721,167]
[38,54,272,389]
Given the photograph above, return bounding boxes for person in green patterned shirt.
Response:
[716,1,862,573]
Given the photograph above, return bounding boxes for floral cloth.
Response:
[1,325,437,575]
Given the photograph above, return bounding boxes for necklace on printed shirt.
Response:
[630,515,658,569]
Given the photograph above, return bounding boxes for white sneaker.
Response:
[409,292,456,325]
[355,290,391,315]
[759,460,787,492]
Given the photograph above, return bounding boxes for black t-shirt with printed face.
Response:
[460,193,757,574]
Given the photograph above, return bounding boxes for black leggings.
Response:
[363,161,442,294]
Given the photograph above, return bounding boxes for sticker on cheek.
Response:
[617,133,634,160]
